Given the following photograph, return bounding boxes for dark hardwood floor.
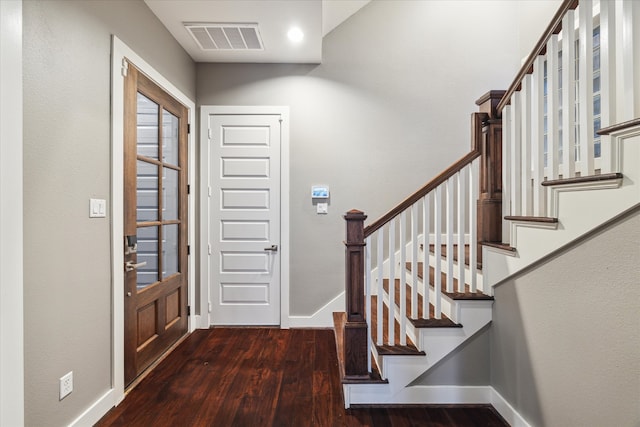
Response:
[96,328,508,427]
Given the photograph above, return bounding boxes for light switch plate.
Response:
[317,202,328,214]
[89,198,106,218]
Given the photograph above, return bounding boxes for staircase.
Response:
[333,0,639,421]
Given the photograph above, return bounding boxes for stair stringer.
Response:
[345,299,493,405]
[484,124,640,288]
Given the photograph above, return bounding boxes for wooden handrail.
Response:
[496,0,579,112]
[364,150,480,237]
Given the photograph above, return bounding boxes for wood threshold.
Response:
[542,172,623,186]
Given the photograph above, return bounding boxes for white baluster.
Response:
[561,10,576,178]
[434,185,442,318]
[457,168,466,292]
[510,91,522,218]
[521,74,533,216]
[422,193,430,319]
[615,0,636,121]
[399,211,407,346]
[388,218,395,345]
[469,160,478,292]
[411,203,418,319]
[365,235,372,373]
[502,105,512,242]
[547,34,560,180]
[578,0,595,176]
[600,0,616,173]
[446,177,454,293]
[532,55,546,216]
[376,231,383,346]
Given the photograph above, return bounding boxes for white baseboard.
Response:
[490,387,532,427]
[69,389,115,427]
[346,384,528,426]
[288,292,345,328]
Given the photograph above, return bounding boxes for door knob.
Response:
[125,260,147,272]
[264,244,278,252]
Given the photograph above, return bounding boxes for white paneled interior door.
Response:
[209,113,282,325]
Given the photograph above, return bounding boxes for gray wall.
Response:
[491,207,640,427]
[410,326,491,386]
[197,0,524,315]
[22,1,195,425]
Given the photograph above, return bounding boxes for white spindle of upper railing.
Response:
[387,219,395,345]
[376,231,383,346]
[468,160,478,292]
[410,203,419,319]
[457,168,466,293]
[422,193,430,317]
[510,91,522,220]
[599,0,615,174]
[532,55,546,216]
[399,211,407,346]
[521,74,533,216]
[578,0,595,176]
[561,9,577,179]
[546,34,560,181]
[433,185,442,319]
[365,235,372,373]
[445,177,454,293]
[502,104,513,243]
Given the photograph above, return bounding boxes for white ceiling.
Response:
[144,0,370,64]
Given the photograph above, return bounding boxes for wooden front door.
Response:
[123,64,188,386]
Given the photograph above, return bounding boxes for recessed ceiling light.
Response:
[287,27,304,43]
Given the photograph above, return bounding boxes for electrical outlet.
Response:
[60,371,73,400]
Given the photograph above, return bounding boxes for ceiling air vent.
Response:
[184,23,264,51]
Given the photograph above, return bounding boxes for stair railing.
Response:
[342,92,504,378]
[499,0,637,242]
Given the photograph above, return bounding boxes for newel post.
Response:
[343,209,368,379]
[475,90,505,264]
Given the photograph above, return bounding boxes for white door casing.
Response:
[200,106,290,327]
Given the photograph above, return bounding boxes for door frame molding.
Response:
[0,1,24,424]
[200,106,291,328]
[111,36,196,404]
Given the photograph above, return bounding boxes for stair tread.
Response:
[407,262,493,300]
[382,279,460,328]
[370,296,425,356]
[504,215,558,223]
[332,312,387,384]
[481,241,517,252]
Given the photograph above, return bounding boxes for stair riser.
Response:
[371,299,492,380]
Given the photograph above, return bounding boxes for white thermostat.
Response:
[311,186,329,199]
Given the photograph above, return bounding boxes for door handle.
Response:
[264,244,278,252]
[125,260,147,272]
